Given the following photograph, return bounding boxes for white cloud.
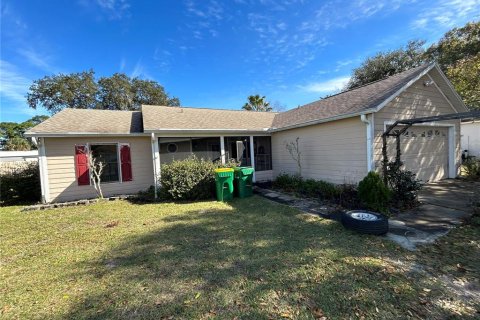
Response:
[0,3,28,31]
[153,48,172,73]
[130,59,153,79]
[119,57,126,71]
[301,0,412,32]
[299,76,350,93]
[0,60,41,117]
[184,0,224,39]
[411,0,480,30]
[78,0,131,20]
[0,60,31,103]
[17,47,57,73]
[130,60,144,78]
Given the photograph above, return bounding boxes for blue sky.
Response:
[1,0,479,122]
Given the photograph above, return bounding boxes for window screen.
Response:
[90,144,119,183]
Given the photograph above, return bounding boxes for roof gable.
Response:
[272,64,434,130]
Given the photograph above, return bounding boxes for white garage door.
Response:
[390,126,449,182]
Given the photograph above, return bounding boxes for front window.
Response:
[225,136,251,166]
[159,137,221,164]
[90,144,119,183]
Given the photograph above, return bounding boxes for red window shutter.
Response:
[75,145,90,186]
[120,144,132,182]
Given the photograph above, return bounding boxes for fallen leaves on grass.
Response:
[105,220,119,228]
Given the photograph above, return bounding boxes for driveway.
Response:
[387,179,478,250]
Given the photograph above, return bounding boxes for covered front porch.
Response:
[150,134,273,184]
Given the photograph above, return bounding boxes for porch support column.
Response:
[249,135,256,182]
[151,133,161,198]
[38,137,50,203]
[448,126,456,178]
[220,136,226,164]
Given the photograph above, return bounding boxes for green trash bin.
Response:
[234,167,254,198]
[214,168,234,201]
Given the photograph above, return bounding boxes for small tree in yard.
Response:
[285,137,301,176]
[88,150,106,199]
[384,160,423,209]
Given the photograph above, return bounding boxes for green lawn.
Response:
[1,196,478,319]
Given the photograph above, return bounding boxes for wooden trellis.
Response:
[382,110,480,184]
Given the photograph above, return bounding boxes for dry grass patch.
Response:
[1,196,478,319]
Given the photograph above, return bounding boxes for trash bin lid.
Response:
[215,168,234,173]
[234,166,254,175]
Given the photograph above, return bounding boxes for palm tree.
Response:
[242,95,272,112]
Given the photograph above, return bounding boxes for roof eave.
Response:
[144,128,272,135]
[24,132,149,138]
[270,110,374,132]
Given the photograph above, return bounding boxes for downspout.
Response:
[150,133,159,199]
[360,114,373,172]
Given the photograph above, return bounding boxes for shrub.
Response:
[358,172,391,213]
[462,157,480,180]
[337,184,361,210]
[273,174,339,200]
[0,162,41,205]
[316,180,340,200]
[384,161,423,209]
[159,157,219,200]
[300,179,319,197]
[272,173,303,192]
[134,186,157,203]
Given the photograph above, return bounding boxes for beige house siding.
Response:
[44,137,153,202]
[373,73,461,178]
[271,117,368,184]
[255,170,273,182]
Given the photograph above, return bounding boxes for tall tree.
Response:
[0,115,49,150]
[426,22,480,67]
[427,21,480,109]
[345,21,480,109]
[97,73,134,110]
[445,55,480,109]
[242,95,272,112]
[132,78,180,107]
[27,71,98,114]
[346,40,428,90]
[27,71,180,114]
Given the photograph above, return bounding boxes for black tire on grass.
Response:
[341,210,389,235]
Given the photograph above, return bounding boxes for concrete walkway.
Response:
[254,179,478,251]
[253,186,341,219]
[387,179,478,250]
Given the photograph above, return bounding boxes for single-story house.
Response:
[26,63,469,203]
[461,120,480,157]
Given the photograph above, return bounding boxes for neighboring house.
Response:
[461,121,480,157]
[0,150,39,175]
[0,150,38,162]
[26,63,469,203]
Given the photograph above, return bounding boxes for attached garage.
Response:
[394,126,450,182]
[273,63,468,185]
[372,67,464,183]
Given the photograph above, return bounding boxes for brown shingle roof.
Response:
[272,63,433,129]
[26,64,436,135]
[142,105,277,132]
[26,109,143,135]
